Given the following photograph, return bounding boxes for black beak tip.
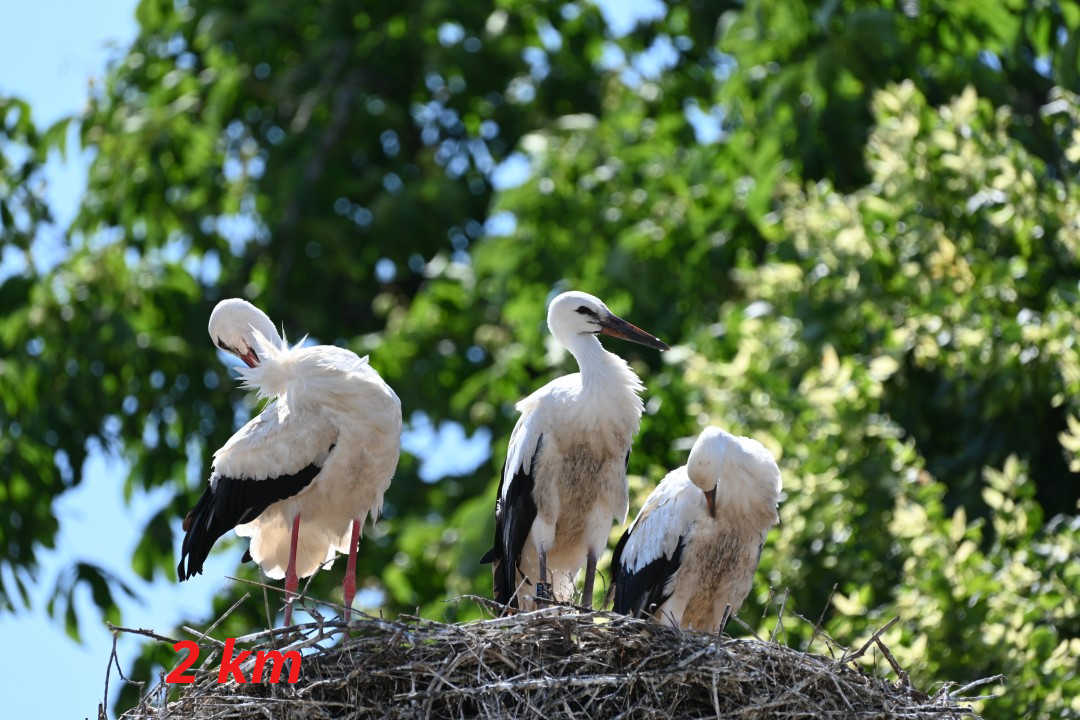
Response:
[600,313,670,352]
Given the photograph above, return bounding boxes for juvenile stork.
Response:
[481,291,668,609]
[611,426,781,631]
[177,299,401,624]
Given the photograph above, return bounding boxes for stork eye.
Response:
[216,337,229,351]
[575,306,597,316]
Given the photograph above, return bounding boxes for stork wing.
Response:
[611,469,701,617]
[480,405,544,608]
[177,398,338,581]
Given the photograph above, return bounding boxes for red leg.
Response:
[343,516,361,622]
[283,513,301,626]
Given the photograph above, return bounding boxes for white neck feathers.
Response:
[238,330,304,401]
[563,333,645,427]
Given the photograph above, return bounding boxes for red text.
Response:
[165,638,302,684]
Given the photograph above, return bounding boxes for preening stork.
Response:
[177,299,401,624]
[611,426,781,631]
[481,291,668,609]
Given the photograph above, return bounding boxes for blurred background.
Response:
[2,0,1079,717]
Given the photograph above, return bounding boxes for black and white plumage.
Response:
[612,426,781,631]
[177,299,401,623]
[482,291,668,609]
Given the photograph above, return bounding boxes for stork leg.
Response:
[536,547,550,603]
[342,516,361,622]
[582,550,597,610]
[283,513,301,626]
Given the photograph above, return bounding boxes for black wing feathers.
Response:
[176,459,324,581]
[483,434,543,608]
[612,533,686,618]
[610,526,630,589]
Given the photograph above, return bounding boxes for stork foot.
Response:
[535,582,551,603]
[535,547,550,604]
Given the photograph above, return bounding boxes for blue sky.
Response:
[0,1,667,717]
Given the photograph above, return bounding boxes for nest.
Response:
[108,592,993,720]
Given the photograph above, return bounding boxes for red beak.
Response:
[705,487,716,518]
[240,347,259,368]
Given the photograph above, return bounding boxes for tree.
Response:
[0,96,83,615]
[3,0,611,625]
[2,1,1079,717]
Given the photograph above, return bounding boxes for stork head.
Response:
[208,298,281,368]
[547,291,668,351]
[687,426,781,519]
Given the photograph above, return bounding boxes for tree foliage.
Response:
[2,0,1079,717]
[0,97,74,613]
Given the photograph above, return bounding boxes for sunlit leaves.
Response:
[756,81,1080,719]
[882,458,1079,719]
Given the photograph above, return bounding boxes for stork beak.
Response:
[705,486,717,518]
[239,346,260,368]
[598,313,669,351]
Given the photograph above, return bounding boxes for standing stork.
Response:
[611,426,781,631]
[481,291,668,609]
[177,299,401,624]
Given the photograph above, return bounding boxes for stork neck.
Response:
[242,320,285,353]
[262,326,286,349]
[565,333,617,390]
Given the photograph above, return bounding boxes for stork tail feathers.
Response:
[177,485,218,580]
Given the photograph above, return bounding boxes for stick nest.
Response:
[118,602,985,720]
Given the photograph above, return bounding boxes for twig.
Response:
[100,631,118,720]
[225,574,352,620]
[101,625,147,720]
[191,592,250,644]
[808,584,838,654]
[262,585,273,633]
[841,617,899,664]
[770,590,788,644]
[875,637,910,687]
[106,624,181,645]
[949,674,1005,700]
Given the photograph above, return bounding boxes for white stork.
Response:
[177,299,401,624]
[481,290,668,609]
[611,426,781,631]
